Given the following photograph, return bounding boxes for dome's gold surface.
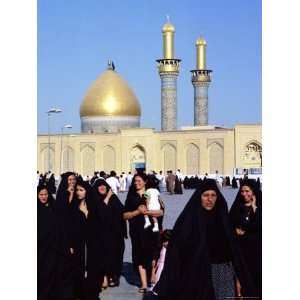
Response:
[80,69,141,117]
[196,37,207,46]
[162,22,175,32]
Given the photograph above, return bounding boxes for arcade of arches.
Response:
[38,124,261,176]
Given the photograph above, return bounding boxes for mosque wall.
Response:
[234,125,262,169]
[37,125,261,176]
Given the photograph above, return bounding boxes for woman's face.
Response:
[76,185,86,200]
[98,185,107,195]
[241,185,254,203]
[200,190,217,210]
[38,189,49,205]
[134,176,146,190]
[67,175,76,187]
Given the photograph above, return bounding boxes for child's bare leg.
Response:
[144,199,151,228]
[152,216,159,232]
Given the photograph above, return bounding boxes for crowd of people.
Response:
[38,169,260,196]
[37,169,262,300]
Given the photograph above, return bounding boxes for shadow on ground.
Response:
[142,292,158,299]
[121,262,140,287]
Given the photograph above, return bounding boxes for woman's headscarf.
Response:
[230,179,262,212]
[89,178,127,239]
[37,185,54,208]
[153,179,256,299]
[75,179,94,212]
[92,178,112,200]
[55,172,77,213]
[229,178,262,231]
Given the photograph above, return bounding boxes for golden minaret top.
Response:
[162,16,175,59]
[196,36,207,70]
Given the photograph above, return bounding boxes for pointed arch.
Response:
[130,144,146,172]
[243,140,262,165]
[62,146,74,173]
[162,143,176,173]
[41,147,55,173]
[209,142,224,174]
[103,145,116,173]
[81,145,95,176]
[186,143,200,175]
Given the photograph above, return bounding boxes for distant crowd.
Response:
[37,169,261,197]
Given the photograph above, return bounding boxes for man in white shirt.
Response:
[106,170,121,195]
[176,169,184,181]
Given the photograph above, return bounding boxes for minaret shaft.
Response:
[157,20,180,131]
[194,82,209,125]
[191,37,212,126]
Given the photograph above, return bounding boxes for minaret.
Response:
[156,17,181,131]
[191,37,212,126]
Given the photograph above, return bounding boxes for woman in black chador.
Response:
[225,176,231,186]
[182,176,189,189]
[153,179,257,300]
[86,178,126,297]
[229,179,262,298]
[174,175,183,194]
[38,185,76,300]
[53,172,79,299]
[38,185,55,300]
[232,176,238,189]
[47,173,56,195]
[123,173,164,293]
[69,180,92,299]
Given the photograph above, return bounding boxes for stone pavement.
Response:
[100,187,238,300]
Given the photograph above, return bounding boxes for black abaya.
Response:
[232,177,238,189]
[124,188,162,273]
[174,176,183,194]
[52,172,80,299]
[87,179,127,286]
[153,179,257,300]
[183,177,189,189]
[37,186,76,300]
[229,179,262,297]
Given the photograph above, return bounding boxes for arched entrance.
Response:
[244,141,262,167]
[130,145,146,173]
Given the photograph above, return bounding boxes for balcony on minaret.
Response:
[191,69,212,83]
[156,58,181,74]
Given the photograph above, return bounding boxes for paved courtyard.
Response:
[100,187,238,300]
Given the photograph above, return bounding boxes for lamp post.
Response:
[60,124,72,174]
[46,108,62,172]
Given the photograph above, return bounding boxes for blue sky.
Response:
[38,0,261,134]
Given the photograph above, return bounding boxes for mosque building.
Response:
[37,20,262,177]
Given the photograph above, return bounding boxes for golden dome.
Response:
[196,37,207,46]
[80,69,141,117]
[162,22,175,33]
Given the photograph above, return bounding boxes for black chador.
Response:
[153,179,257,300]
[174,176,183,194]
[86,179,126,294]
[38,185,76,300]
[229,179,262,298]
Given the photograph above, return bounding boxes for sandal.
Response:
[138,288,147,293]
